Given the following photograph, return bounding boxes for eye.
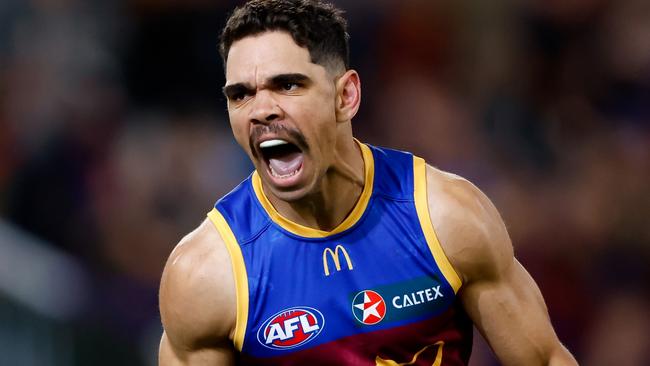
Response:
[282,83,299,91]
[230,92,250,102]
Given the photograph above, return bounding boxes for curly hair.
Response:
[219,0,350,72]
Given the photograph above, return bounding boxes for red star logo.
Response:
[352,290,386,325]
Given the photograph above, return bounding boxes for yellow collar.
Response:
[251,141,374,238]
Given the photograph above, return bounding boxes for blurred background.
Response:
[0,0,648,364]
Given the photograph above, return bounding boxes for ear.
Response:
[335,70,361,122]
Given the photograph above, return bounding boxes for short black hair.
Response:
[219,0,350,72]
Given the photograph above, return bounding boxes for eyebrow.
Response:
[222,73,312,98]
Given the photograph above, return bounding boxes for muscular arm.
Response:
[159,219,237,365]
[425,165,577,366]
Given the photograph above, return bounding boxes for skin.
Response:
[159,31,578,365]
[224,31,364,230]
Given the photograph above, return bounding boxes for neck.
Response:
[266,135,365,232]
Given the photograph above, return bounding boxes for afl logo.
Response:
[352,290,387,325]
[257,307,325,350]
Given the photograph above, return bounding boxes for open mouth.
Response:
[259,139,304,180]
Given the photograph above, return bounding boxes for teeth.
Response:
[270,166,300,179]
[260,139,289,149]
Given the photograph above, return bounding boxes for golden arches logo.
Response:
[322,245,353,276]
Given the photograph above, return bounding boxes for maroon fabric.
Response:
[238,303,473,366]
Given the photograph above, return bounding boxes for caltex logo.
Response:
[257,307,324,350]
[352,290,386,325]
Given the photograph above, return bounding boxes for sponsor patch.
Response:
[351,276,452,326]
[352,290,387,325]
[257,307,325,350]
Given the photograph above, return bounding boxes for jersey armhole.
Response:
[412,157,463,294]
[207,208,249,351]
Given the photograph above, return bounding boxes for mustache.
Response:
[249,124,309,153]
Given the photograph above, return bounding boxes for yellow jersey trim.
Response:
[251,141,374,238]
[207,208,249,351]
[375,341,444,366]
[413,157,462,293]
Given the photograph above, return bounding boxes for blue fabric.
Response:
[215,145,461,359]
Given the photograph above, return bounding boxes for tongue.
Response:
[269,152,303,176]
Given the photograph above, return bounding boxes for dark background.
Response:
[1,0,648,365]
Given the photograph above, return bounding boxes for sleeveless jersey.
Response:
[208,143,473,365]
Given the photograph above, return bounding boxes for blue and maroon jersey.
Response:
[208,143,473,365]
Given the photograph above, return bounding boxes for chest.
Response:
[239,199,458,360]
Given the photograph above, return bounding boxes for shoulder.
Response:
[424,164,514,285]
[159,218,236,350]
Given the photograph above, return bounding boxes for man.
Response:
[159,0,578,365]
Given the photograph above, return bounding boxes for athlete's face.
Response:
[224,31,341,202]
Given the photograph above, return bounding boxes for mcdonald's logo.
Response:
[322,245,354,276]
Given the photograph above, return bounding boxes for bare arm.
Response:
[159,219,237,365]
[426,165,577,366]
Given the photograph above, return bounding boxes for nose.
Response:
[249,90,283,124]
